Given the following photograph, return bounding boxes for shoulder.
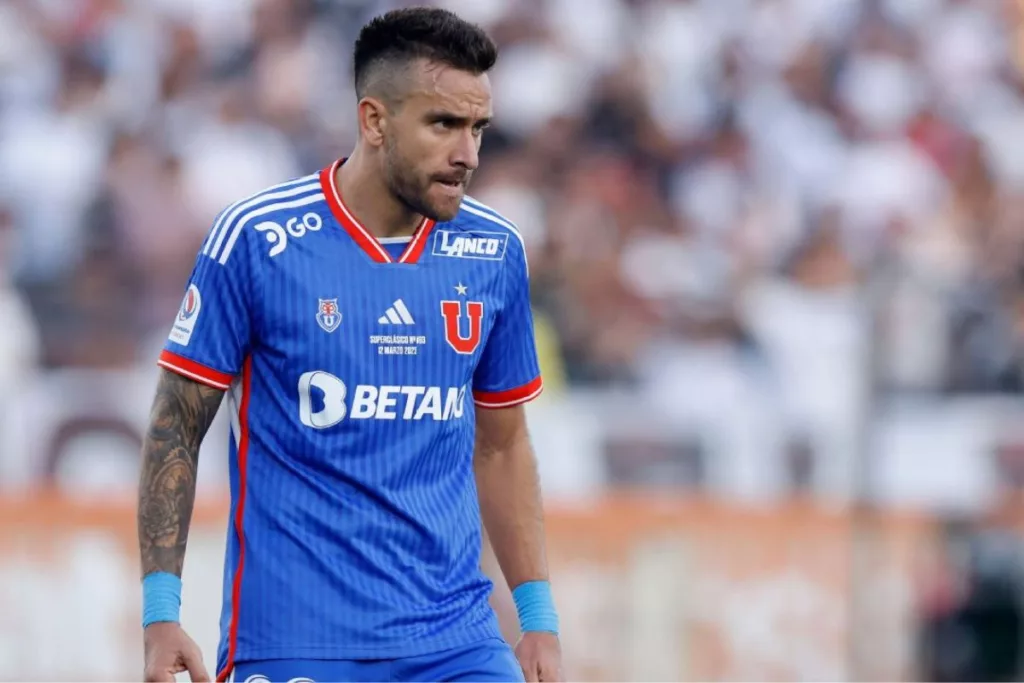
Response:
[449,195,529,274]
[454,195,526,247]
[200,171,326,266]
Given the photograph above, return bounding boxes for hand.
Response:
[514,631,563,682]
[143,622,211,682]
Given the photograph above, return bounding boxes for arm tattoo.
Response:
[138,369,224,578]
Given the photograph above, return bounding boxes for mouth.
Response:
[433,179,466,201]
[433,173,468,189]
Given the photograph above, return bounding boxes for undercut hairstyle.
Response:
[353,7,498,103]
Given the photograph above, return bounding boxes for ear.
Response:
[357,97,389,148]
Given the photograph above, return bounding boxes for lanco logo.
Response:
[432,230,508,261]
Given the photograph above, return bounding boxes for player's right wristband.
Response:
[512,580,559,635]
[142,572,182,627]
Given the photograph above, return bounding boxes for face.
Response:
[374,60,492,222]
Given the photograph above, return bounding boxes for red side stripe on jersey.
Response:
[320,159,436,265]
[474,376,544,409]
[158,350,234,390]
[216,356,253,683]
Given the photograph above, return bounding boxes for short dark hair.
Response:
[353,7,498,101]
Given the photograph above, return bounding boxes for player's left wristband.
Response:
[142,572,182,628]
[512,580,559,635]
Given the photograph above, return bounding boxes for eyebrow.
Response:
[424,110,492,127]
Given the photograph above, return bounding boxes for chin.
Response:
[422,194,463,223]
[431,204,461,222]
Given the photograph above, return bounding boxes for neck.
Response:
[335,149,424,239]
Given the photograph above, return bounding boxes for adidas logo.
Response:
[378,299,415,325]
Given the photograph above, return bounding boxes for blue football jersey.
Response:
[158,160,543,677]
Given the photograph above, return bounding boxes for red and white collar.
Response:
[319,158,435,264]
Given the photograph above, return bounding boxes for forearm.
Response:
[474,421,548,589]
[138,370,223,578]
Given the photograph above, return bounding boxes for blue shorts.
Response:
[232,638,525,682]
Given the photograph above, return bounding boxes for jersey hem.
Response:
[230,624,504,662]
[158,350,235,390]
[474,375,543,409]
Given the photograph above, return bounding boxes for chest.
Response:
[256,238,504,385]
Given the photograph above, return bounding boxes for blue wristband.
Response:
[512,580,559,635]
[142,572,182,627]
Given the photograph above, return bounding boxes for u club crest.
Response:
[440,300,483,354]
[317,298,341,333]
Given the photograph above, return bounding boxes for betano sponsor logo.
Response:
[298,371,467,428]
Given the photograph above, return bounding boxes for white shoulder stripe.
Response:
[461,196,521,232]
[461,195,495,212]
[217,192,326,264]
[203,173,318,255]
[459,201,516,231]
[458,202,529,276]
[208,179,321,259]
[203,173,318,254]
[203,173,319,258]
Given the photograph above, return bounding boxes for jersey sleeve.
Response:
[158,223,259,391]
[472,236,543,408]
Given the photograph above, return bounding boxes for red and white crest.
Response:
[440,300,484,354]
[316,298,342,333]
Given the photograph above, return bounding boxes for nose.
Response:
[450,129,479,171]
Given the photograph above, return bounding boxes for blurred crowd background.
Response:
[3,0,1024,680]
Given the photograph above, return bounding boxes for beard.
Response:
[383,138,467,223]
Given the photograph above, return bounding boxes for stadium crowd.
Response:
[1,0,1023,501]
